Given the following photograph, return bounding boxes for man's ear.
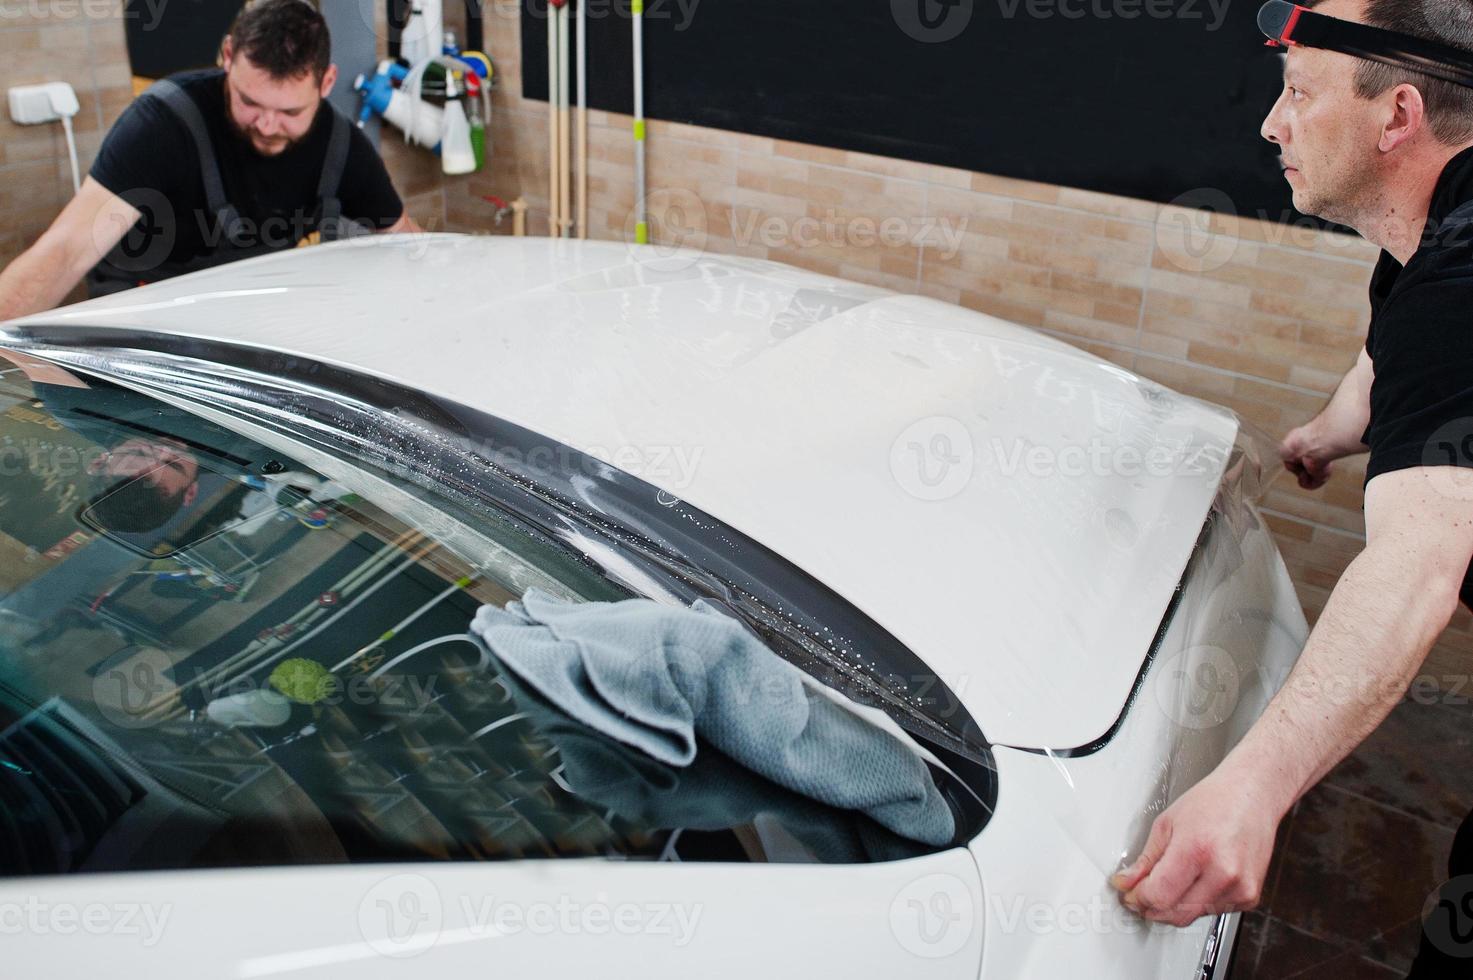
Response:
[221,36,234,72]
[183,482,199,508]
[319,63,338,101]
[1379,82,1427,153]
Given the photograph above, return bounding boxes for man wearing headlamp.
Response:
[1109,0,1473,973]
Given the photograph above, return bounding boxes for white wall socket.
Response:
[8,82,80,124]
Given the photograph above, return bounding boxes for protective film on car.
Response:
[992,419,1308,883]
[0,338,1309,977]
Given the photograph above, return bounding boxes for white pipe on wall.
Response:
[557,0,572,237]
[546,2,561,236]
[576,0,589,239]
[632,0,647,244]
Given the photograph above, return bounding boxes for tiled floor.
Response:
[1230,695,1473,978]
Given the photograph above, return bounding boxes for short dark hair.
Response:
[1310,0,1473,145]
[227,0,332,82]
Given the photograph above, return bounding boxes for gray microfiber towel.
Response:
[469,588,956,847]
[487,654,930,864]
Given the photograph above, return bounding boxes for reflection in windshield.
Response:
[0,354,945,875]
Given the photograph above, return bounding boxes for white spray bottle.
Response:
[440,72,477,175]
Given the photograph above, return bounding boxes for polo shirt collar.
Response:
[1426,143,1473,232]
[1369,143,1473,314]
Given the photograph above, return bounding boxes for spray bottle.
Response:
[439,72,477,175]
[355,61,443,148]
[465,72,486,171]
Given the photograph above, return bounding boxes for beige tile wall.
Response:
[449,1,1473,686]
[0,1,454,298]
[0,6,125,276]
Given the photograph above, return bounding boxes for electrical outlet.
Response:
[8,82,80,124]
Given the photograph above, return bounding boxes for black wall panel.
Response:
[521,0,1305,224]
[124,0,247,79]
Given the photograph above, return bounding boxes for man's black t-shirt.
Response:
[1360,144,1473,605]
[88,69,403,278]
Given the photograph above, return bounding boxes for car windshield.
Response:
[0,347,973,875]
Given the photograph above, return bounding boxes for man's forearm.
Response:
[1218,536,1455,818]
[0,177,142,322]
[0,242,84,321]
[1300,349,1373,461]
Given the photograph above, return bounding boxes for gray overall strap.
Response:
[143,79,245,244]
[316,106,354,242]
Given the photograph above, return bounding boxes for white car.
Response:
[0,236,1306,978]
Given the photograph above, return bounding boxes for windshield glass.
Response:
[0,349,963,875]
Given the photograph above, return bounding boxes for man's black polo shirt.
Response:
[1361,144,1473,604]
[88,68,404,279]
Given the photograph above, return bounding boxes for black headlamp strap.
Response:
[1258,0,1473,90]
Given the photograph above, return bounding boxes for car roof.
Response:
[3,235,1238,748]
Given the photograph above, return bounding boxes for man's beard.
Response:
[224,88,309,156]
[227,113,306,156]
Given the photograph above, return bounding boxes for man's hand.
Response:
[1277,346,1373,489]
[382,209,424,235]
[1109,765,1283,927]
[1280,423,1336,490]
[1111,466,1473,929]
